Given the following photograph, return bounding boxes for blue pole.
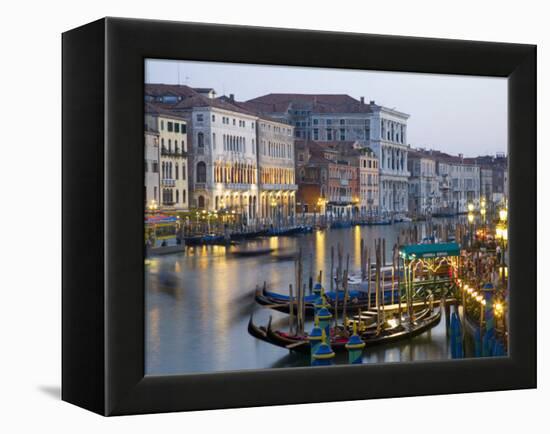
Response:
[312,329,335,366]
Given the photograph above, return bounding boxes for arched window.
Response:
[176,189,179,203]
[196,162,207,183]
[175,164,179,180]
[198,195,205,209]
[197,132,204,147]
[182,189,186,204]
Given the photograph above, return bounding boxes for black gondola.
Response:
[248,307,441,354]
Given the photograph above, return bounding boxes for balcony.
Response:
[261,183,298,191]
[161,178,176,187]
[161,147,188,158]
[225,182,252,190]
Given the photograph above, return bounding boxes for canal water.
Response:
[146,221,471,375]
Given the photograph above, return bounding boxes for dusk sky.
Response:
[145,59,507,157]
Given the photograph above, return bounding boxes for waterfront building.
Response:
[317,141,379,217]
[166,93,260,221]
[467,154,508,205]
[407,149,440,216]
[368,105,410,215]
[246,94,409,215]
[144,129,160,207]
[255,117,297,222]
[295,140,359,218]
[432,151,480,213]
[144,103,189,210]
[356,147,379,217]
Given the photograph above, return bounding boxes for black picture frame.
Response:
[62,17,536,416]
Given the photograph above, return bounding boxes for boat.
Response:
[394,215,413,223]
[330,220,353,229]
[184,234,229,246]
[254,284,399,316]
[229,229,268,241]
[364,218,392,226]
[267,225,313,236]
[248,307,441,353]
[229,247,275,257]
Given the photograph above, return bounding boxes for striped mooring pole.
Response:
[312,329,335,366]
[313,282,322,297]
[316,307,333,339]
[345,322,365,364]
[308,317,324,364]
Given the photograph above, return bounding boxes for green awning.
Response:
[399,242,460,260]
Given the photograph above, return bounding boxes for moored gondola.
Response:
[254,286,374,316]
[255,283,400,316]
[248,307,441,354]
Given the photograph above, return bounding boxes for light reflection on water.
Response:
[146,222,464,375]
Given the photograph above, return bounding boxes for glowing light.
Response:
[468,203,475,212]
[468,212,474,224]
[387,318,398,328]
[499,208,508,222]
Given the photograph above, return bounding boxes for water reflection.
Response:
[146,222,460,375]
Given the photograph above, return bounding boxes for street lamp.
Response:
[467,202,475,248]
[148,199,158,213]
[495,205,508,288]
[499,208,508,223]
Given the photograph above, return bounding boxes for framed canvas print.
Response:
[62,17,536,416]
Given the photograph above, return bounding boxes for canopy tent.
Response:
[145,214,178,225]
[399,242,460,260]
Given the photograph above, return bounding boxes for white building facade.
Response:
[183,104,260,222]
[144,130,160,207]
[257,118,297,222]
[407,151,439,215]
[436,158,480,213]
[144,109,189,211]
[367,107,410,215]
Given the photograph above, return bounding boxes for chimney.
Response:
[229,93,235,102]
[370,100,375,105]
[360,96,365,104]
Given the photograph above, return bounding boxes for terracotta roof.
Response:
[144,102,187,120]
[145,83,199,99]
[166,94,258,117]
[246,93,376,115]
[193,87,216,93]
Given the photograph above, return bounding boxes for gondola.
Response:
[184,234,229,246]
[329,220,353,229]
[229,247,275,257]
[254,285,399,316]
[248,307,441,354]
[229,229,268,241]
[266,225,313,236]
[254,286,371,316]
